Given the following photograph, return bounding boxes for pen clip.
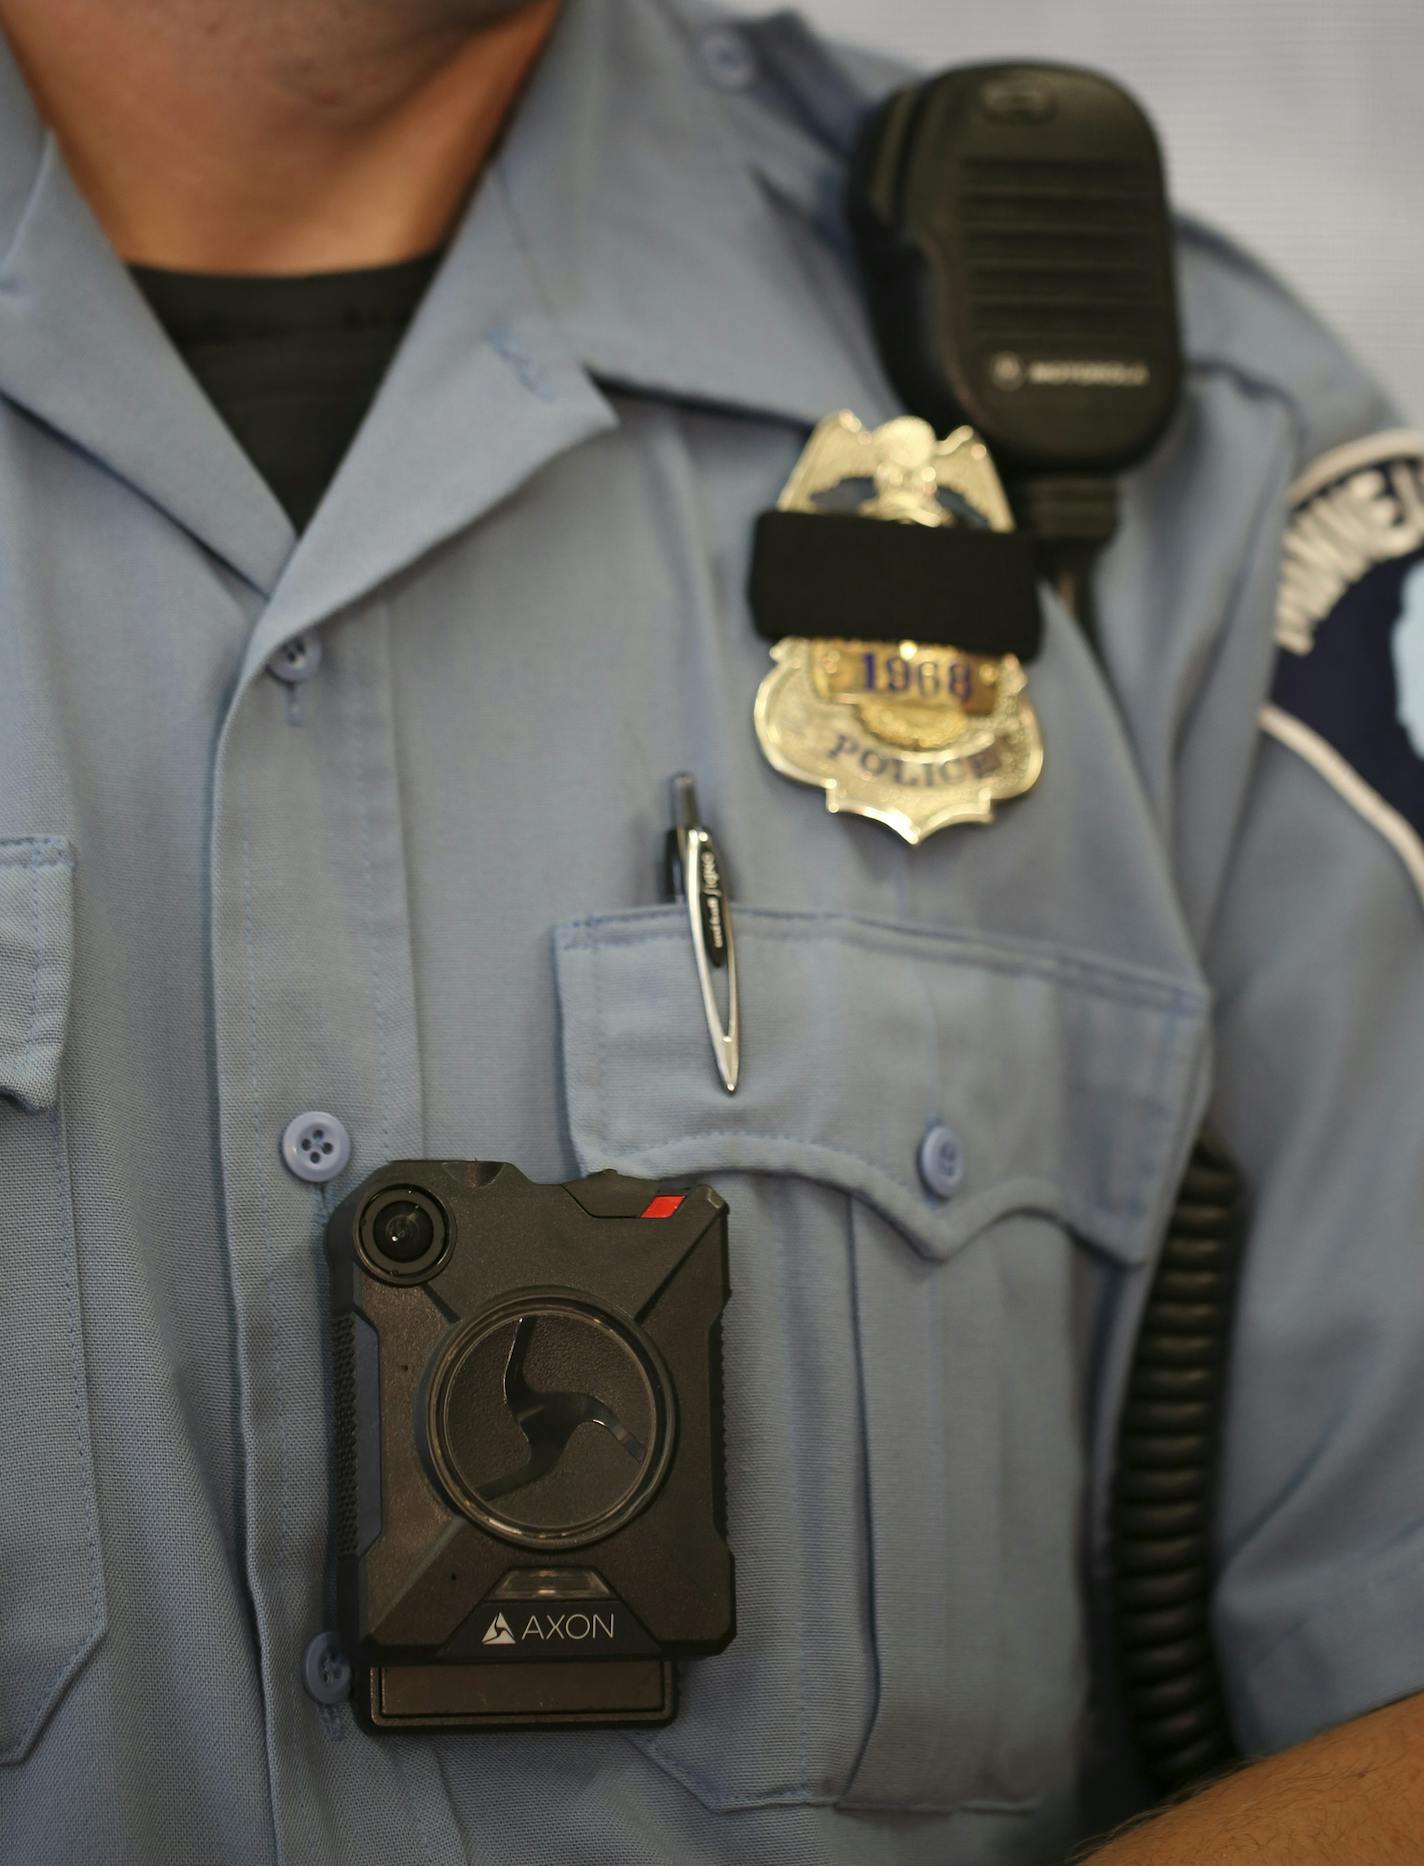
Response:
[668,775,740,1094]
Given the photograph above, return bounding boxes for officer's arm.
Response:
[1083,1693,1424,1861]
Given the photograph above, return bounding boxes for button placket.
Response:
[209,603,442,1860]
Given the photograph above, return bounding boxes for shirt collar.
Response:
[0,62,294,593]
[0,0,882,617]
[496,0,881,429]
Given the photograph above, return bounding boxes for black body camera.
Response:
[325,1160,734,1732]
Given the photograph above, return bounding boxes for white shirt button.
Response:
[281,1111,351,1184]
[266,634,323,685]
[918,1123,966,1201]
[699,26,757,91]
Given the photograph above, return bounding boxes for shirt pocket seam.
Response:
[561,904,1207,1012]
[571,904,1208,1268]
[0,1095,107,1767]
[0,837,107,1765]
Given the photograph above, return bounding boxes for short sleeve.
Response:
[1122,226,1424,1756]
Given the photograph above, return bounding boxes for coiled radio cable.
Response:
[1111,1130,1248,1795]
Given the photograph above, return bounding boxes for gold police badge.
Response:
[753,412,1043,845]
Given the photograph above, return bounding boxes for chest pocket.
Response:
[0,838,105,1764]
[555,904,1207,1816]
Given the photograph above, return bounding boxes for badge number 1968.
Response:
[756,635,1041,844]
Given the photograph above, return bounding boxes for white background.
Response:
[728,1,1423,422]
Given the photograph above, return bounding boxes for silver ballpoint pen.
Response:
[665,774,740,1094]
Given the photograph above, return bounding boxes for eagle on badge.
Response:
[776,410,1016,534]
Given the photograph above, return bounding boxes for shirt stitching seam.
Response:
[356,620,393,1166]
[559,913,1205,1015]
[0,1099,106,1764]
[239,757,287,1865]
[24,842,43,1088]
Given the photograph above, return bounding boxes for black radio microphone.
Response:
[848,62,1184,628]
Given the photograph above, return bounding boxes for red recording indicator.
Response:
[640,1194,685,1220]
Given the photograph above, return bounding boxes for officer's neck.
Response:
[0,0,558,272]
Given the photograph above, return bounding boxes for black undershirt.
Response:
[131,253,443,531]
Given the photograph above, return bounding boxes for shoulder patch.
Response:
[1262,431,1424,901]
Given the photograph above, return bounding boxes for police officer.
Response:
[0,0,1420,1862]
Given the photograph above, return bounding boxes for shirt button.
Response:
[699,26,757,90]
[302,1631,352,1707]
[266,634,323,685]
[918,1122,966,1201]
[281,1111,352,1184]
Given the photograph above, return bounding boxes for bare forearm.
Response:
[1083,1694,1424,1863]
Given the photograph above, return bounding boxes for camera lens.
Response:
[358,1187,450,1280]
[374,1200,434,1262]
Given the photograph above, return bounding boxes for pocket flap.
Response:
[555,906,1209,1267]
[0,838,76,1113]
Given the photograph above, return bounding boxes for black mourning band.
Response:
[748,510,1043,661]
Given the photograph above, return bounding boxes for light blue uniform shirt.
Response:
[1,2,1420,1861]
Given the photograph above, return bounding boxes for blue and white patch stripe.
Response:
[1263,431,1424,904]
